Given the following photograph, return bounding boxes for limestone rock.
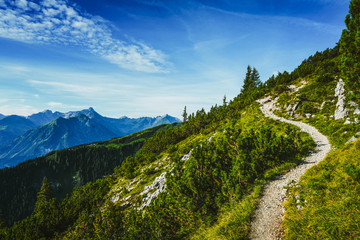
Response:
[292,102,301,111]
[334,79,348,120]
[347,136,357,143]
[320,101,326,110]
[139,171,167,209]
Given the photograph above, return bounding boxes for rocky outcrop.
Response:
[139,171,167,209]
[181,150,193,161]
[334,79,348,120]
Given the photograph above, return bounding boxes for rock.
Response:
[292,102,301,111]
[349,101,358,107]
[139,171,167,209]
[344,119,351,125]
[181,150,192,161]
[305,113,311,118]
[347,136,357,143]
[354,108,360,115]
[335,79,345,97]
[320,101,326,109]
[334,79,348,120]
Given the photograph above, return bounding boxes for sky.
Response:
[0,0,351,118]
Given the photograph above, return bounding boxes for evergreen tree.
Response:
[339,0,360,90]
[223,95,227,106]
[251,67,261,89]
[241,66,261,94]
[182,106,188,122]
[34,177,53,215]
[241,65,253,93]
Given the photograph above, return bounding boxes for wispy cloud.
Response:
[47,101,87,109]
[204,5,341,35]
[0,0,169,72]
[0,102,40,116]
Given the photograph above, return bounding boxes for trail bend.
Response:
[250,97,331,240]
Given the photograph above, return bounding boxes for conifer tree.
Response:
[34,177,53,215]
[223,95,227,106]
[182,106,188,122]
[241,65,253,93]
[251,67,261,89]
[339,0,360,90]
[241,66,261,94]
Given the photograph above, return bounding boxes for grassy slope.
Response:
[269,54,360,239]
[283,139,360,239]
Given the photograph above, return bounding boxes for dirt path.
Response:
[250,97,331,240]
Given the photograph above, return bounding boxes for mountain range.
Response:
[0,108,180,168]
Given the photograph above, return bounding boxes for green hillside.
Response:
[1,0,359,239]
[0,123,173,227]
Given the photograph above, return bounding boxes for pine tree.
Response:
[241,65,253,93]
[34,177,53,215]
[182,106,188,122]
[223,95,227,106]
[339,0,360,90]
[241,65,261,94]
[251,67,261,89]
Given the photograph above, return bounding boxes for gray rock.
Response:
[286,104,293,112]
[139,171,167,209]
[320,101,326,109]
[347,136,357,143]
[334,79,345,97]
[292,102,301,111]
[334,79,348,120]
[354,108,360,115]
[349,101,358,107]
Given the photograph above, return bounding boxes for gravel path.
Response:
[249,97,331,240]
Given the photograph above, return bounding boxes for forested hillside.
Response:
[0,123,173,226]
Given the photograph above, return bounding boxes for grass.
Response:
[283,139,360,239]
[190,161,311,240]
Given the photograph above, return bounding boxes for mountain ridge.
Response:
[0,108,180,168]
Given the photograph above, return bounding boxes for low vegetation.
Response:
[283,139,360,239]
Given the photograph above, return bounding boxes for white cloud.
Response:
[0,0,169,73]
[0,103,40,116]
[47,101,63,107]
[15,0,28,10]
[47,101,86,109]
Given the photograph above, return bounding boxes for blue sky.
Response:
[0,0,350,118]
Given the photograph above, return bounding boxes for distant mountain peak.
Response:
[41,109,53,114]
